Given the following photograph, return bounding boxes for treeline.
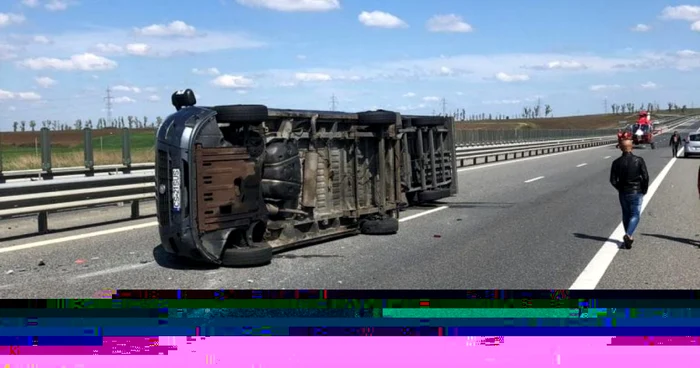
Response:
[609,102,689,115]
[439,103,554,121]
[10,116,164,132]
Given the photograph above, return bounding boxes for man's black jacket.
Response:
[669,134,682,146]
[610,152,649,194]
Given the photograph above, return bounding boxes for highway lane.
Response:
[597,152,700,289]
[0,120,696,297]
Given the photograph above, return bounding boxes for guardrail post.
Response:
[0,131,4,183]
[122,128,131,173]
[83,128,94,177]
[131,200,140,218]
[40,127,52,179]
[38,211,48,234]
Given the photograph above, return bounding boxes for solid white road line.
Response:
[399,206,448,222]
[576,163,588,167]
[569,147,684,289]
[3,206,449,254]
[457,144,615,173]
[0,221,159,254]
[604,156,611,159]
[524,176,545,183]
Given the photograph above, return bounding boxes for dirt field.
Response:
[0,128,154,147]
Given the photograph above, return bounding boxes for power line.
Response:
[441,97,447,116]
[104,87,114,124]
[330,94,338,111]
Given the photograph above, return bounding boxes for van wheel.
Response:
[416,188,451,203]
[357,110,398,125]
[214,104,268,124]
[411,117,446,127]
[221,243,273,267]
[360,216,399,235]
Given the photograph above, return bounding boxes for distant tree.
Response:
[28,120,36,131]
[156,116,163,127]
[682,105,687,114]
[668,102,673,112]
[20,121,26,131]
[12,121,18,132]
[75,119,82,130]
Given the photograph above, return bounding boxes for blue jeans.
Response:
[619,192,643,236]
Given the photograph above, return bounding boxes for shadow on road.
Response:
[274,254,344,260]
[443,201,515,209]
[152,244,220,271]
[0,215,156,243]
[573,232,624,247]
[641,233,700,248]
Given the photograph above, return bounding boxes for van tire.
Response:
[358,110,398,126]
[220,243,273,267]
[411,117,445,127]
[360,217,399,235]
[214,104,268,124]
[416,188,451,203]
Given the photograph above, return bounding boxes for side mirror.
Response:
[171,89,197,111]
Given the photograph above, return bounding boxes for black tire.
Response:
[416,188,451,203]
[214,104,268,124]
[357,110,398,125]
[360,217,399,235]
[411,116,445,127]
[171,89,197,109]
[220,243,273,267]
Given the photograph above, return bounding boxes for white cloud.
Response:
[32,35,51,44]
[18,53,118,71]
[483,99,521,105]
[211,74,254,89]
[631,23,651,32]
[692,21,700,31]
[0,44,19,60]
[640,81,657,89]
[113,96,136,104]
[95,43,124,53]
[396,103,427,111]
[144,87,159,92]
[134,21,197,37]
[45,0,68,11]
[358,11,408,29]
[589,84,621,91]
[148,95,161,102]
[0,89,41,100]
[660,5,700,21]
[235,0,340,12]
[403,92,416,97]
[677,49,700,57]
[21,0,39,7]
[0,13,26,27]
[192,67,221,76]
[439,66,453,75]
[423,96,440,102]
[295,72,332,81]
[426,14,473,33]
[296,54,306,60]
[525,60,587,70]
[34,76,57,88]
[8,106,16,111]
[112,85,141,93]
[126,43,150,56]
[495,72,529,82]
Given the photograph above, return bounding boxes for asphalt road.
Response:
[0,119,698,297]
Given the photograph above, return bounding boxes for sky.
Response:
[2,0,700,130]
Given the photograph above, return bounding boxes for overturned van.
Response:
[155,89,458,267]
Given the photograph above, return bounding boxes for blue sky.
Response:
[2,0,700,130]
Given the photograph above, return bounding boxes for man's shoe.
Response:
[623,235,632,249]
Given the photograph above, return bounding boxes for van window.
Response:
[689,134,700,142]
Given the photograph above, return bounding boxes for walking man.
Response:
[669,131,682,157]
[609,139,649,249]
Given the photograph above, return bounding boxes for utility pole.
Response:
[104,87,114,126]
[441,97,447,116]
[330,94,338,111]
[604,98,608,114]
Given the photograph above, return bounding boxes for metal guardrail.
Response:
[0,116,693,235]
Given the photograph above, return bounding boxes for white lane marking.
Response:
[0,221,159,254]
[604,156,611,159]
[71,262,154,280]
[524,176,544,183]
[3,205,447,254]
[399,206,448,222]
[457,144,614,172]
[569,146,684,289]
[576,163,588,167]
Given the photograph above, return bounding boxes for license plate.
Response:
[171,168,181,212]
